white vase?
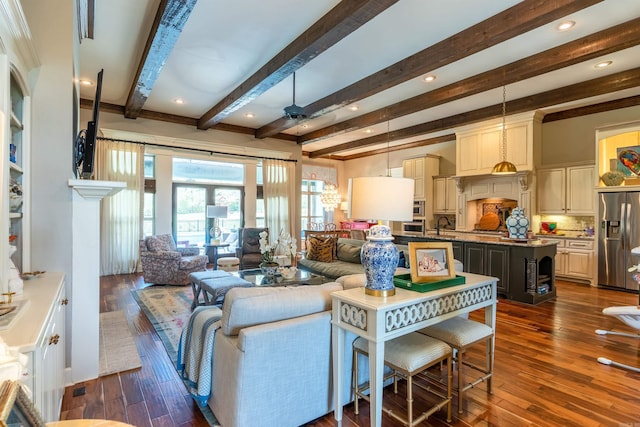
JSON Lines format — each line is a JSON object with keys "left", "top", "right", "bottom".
{"left": 506, "top": 207, "right": 529, "bottom": 239}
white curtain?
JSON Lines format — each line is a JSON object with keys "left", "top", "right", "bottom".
{"left": 96, "top": 139, "right": 144, "bottom": 275}
{"left": 262, "top": 159, "right": 296, "bottom": 242}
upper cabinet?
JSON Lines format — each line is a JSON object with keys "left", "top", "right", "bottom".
{"left": 537, "top": 165, "right": 596, "bottom": 215}
{"left": 403, "top": 157, "right": 425, "bottom": 199}
{"left": 455, "top": 112, "right": 542, "bottom": 177}
{"left": 433, "top": 176, "right": 456, "bottom": 214}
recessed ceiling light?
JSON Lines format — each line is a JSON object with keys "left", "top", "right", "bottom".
{"left": 349, "top": 105, "right": 359, "bottom": 111}
{"left": 594, "top": 60, "right": 613, "bottom": 69}
{"left": 301, "top": 124, "right": 309, "bottom": 129}
{"left": 245, "top": 112, "right": 254, "bottom": 118}
{"left": 364, "top": 129, "right": 373, "bottom": 134}
{"left": 79, "top": 79, "right": 94, "bottom": 86}
{"left": 423, "top": 75, "right": 436, "bottom": 82}
{"left": 174, "top": 98, "right": 185, "bottom": 104}
{"left": 557, "top": 20, "right": 575, "bottom": 31}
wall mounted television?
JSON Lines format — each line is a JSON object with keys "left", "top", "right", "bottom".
{"left": 74, "top": 68, "right": 103, "bottom": 179}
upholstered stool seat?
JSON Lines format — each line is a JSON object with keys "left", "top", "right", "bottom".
{"left": 418, "top": 316, "right": 494, "bottom": 414}
{"left": 217, "top": 256, "right": 240, "bottom": 272}
{"left": 352, "top": 333, "right": 452, "bottom": 426}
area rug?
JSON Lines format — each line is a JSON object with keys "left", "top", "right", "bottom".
{"left": 99, "top": 310, "right": 142, "bottom": 376}
{"left": 131, "top": 285, "right": 220, "bottom": 427}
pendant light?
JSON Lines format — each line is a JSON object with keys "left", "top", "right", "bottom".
{"left": 492, "top": 85, "right": 517, "bottom": 175}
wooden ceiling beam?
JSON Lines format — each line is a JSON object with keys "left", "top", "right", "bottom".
{"left": 124, "top": 0, "right": 197, "bottom": 119}
{"left": 197, "top": 0, "right": 399, "bottom": 130}
{"left": 302, "top": 17, "right": 640, "bottom": 145}
{"left": 256, "top": 0, "right": 602, "bottom": 139}
{"left": 309, "top": 68, "right": 640, "bottom": 158}
{"left": 81, "top": 99, "right": 297, "bottom": 142}
{"left": 542, "top": 95, "right": 640, "bottom": 122}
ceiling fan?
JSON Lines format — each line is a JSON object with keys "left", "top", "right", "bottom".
{"left": 283, "top": 72, "right": 307, "bottom": 120}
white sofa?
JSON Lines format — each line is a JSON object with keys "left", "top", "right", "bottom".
{"left": 199, "top": 281, "right": 371, "bottom": 427}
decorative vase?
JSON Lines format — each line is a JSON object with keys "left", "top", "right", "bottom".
{"left": 360, "top": 225, "right": 398, "bottom": 297}
{"left": 260, "top": 262, "right": 280, "bottom": 276}
{"left": 505, "top": 207, "right": 529, "bottom": 239}
{"left": 601, "top": 170, "right": 625, "bottom": 186}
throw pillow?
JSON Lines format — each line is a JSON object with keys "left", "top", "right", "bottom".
{"left": 146, "top": 234, "right": 174, "bottom": 252}
{"left": 306, "top": 236, "right": 336, "bottom": 263}
{"left": 337, "top": 242, "right": 362, "bottom": 264}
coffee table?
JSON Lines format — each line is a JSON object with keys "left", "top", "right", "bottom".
{"left": 190, "top": 268, "right": 330, "bottom": 309}
{"left": 234, "top": 268, "right": 330, "bottom": 287}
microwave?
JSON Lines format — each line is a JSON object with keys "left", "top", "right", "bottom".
{"left": 413, "top": 200, "right": 425, "bottom": 218}
{"left": 402, "top": 219, "right": 425, "bottom": 236}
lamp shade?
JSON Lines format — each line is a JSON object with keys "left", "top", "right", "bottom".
{"left": 350, "top": 176, "right": 414, "bottom": 222}
{"left": 206, "top": 205, "right": 228, "bottom": 218}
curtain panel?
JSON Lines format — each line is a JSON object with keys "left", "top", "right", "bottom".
{"left": 262, "top": 159, "right": 296, "bottom": 243}
{"left": 96, "top": 140, "right": 144, "bottom": 275}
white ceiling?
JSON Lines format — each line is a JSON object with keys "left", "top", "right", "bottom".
{"left": 78, "top": 0, "right": 640, "bottom": 158}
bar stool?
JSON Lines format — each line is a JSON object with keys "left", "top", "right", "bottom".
{"left": 418, "top": 317, "right": 494, "bottom": 414}
{"left": 352, "top": 332, "right": 453, "bottom": 426}
{"left": 217, "top": 256, "right": 240, "bottom": 272}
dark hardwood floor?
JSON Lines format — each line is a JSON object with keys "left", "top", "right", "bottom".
{"left": 60, "top": 275, "right": 640, "bottom": 426}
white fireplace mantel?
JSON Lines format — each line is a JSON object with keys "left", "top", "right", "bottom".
{"left": 68, "top": 179, "right": 125, "bottom": 382}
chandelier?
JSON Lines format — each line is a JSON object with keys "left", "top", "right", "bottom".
{"left": 320, "top": 183, "right": 341, "bottom": 211}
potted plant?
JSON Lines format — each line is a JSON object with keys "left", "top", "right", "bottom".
{"left": 258, "top": 230, "right": 279, "bottom": 276}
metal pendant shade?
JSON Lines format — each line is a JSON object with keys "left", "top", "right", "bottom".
{"left": 492, "top": 85, "right": 517, "bottom": 175}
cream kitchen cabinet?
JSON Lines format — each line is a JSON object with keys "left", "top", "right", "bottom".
{"left": 0, "top": 273, "right": 67, "bottom": 422}
{"left": 455, "top": 113, "right": 541, "bottom": 176}
{"left": 544, "top": 238, "right": 594, "bottom": 284}
{"left": 537, "top": 165, "right": 595, "bottom": 214}
{"left": 433, "top": 176, "right": 456, "bottom": 214}
{"left": 403, "top": 157, "right": 425, "bottom": 199}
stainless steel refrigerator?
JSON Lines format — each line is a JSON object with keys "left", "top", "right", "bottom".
{"left": 598, "top": 191, "right": 640, "bottom": 291}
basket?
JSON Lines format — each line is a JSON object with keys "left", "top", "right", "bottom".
{"left": 601, "top": 170, "right": 625, "bottom": 186}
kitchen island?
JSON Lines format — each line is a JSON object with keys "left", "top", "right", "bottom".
{"left": 394, "top": 232, "right": 558, "bottom": 304}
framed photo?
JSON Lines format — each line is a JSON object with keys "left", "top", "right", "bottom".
{"left": 408, "top": 242, "right": 456, "bottom": 283}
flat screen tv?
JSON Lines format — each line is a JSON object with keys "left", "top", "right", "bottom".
{"left": 74, "top": 68, "right": 103, "bottom": 179}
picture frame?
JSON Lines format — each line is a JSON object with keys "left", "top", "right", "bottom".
{"left": 0, "top": 380, "right": 45, "bottom": 427}
{"left": 408, "top": 242, "right": 456, "bottom": 283}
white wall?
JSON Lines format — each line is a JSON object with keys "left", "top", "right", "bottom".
{"left": 541, "top": 105, "right": 640, "bottom": 167}
{"left": 21, "top": 0, "right": 76, "bottom": 373}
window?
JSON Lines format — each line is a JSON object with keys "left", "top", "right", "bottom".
{"left": 256, "top": 163, "right": 264, "bottom": 227}
{"left": 301, "top": 179, "right": 332, "bottom": 240}
{"left": 172, "top": 158, "right": 245, "bottom": 253}
{"left": 143, "top": 155, "right": 155, "bottom": 236}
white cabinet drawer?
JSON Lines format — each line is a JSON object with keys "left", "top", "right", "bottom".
{"left": 566, "top": 239, "right": 593, "bottom": 250}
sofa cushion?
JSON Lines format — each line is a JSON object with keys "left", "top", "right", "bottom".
{"left": 336, "top": 241, "right": 362, "bottom": 264}
{"left": 306, "top": 236, "right": 337, "bottom": 262}
{"left": 221, "top": 282, "right": 343, "bottom": 336}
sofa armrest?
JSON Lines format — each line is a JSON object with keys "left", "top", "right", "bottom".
{"left": 178, "top": 247, "right": 200, "bottom": 256}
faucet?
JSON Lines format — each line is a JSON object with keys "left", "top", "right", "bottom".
{"left": 435, "top": 216, "right": 451, "bottom": 236}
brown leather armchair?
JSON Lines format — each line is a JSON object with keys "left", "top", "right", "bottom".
{"left": 236, "top": 227, "right": 268, "bottom": 270}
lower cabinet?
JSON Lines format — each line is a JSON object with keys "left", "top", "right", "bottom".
{"left": 464, "top": 243, "right": 509, "bottom": 295}
{"left": 545, "top": 238, "right": 594, "bottom": 284}
{"left": 0, "top": 273, "right": 66, "bottom": 422}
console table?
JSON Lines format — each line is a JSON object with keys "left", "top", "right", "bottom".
{"left": 331, "top": 272, "right": 497, "bottom": 427}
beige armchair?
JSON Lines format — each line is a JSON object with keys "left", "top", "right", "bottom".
{"left": 139, "top": 234, "right": 208, "bottom": 285}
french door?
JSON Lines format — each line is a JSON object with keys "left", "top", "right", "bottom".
{"left": 172, "top": 183, "right": 244, "bottom": 252}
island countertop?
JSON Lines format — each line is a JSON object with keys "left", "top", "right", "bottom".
{"left": 394, "top": 232, "right": 558, "bottom": 247}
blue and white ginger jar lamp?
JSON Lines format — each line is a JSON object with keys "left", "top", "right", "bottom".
{"left": 505, "top": 207, "right": 529, "bottom": 239}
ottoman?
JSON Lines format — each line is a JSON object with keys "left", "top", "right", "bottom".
{"left": 217, "top": 256, "right": 240, "bottom": 272}
{"left": 189, "top": 270, "right": 252, "bottom": 309}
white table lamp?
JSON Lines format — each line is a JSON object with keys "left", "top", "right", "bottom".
{"left": 206, "top": 205, "right": 228, "bottom": 244}
{"left": 351, "top": 176, "right": 414, "bottom": 296}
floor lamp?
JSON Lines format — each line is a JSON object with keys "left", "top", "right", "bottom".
{"left": 206, "top": 205, "right": 228, "bottom": 245}
{"left": 350, "top": 176, "right": 414, "bottom": 296}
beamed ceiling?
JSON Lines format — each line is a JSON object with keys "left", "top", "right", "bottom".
{"left": 79, "top": 0, "right": 640, "bottom": 160}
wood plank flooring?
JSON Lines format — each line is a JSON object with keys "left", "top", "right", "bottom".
{"left": 60, "top": 275, "right": 640, "bottom": 426}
